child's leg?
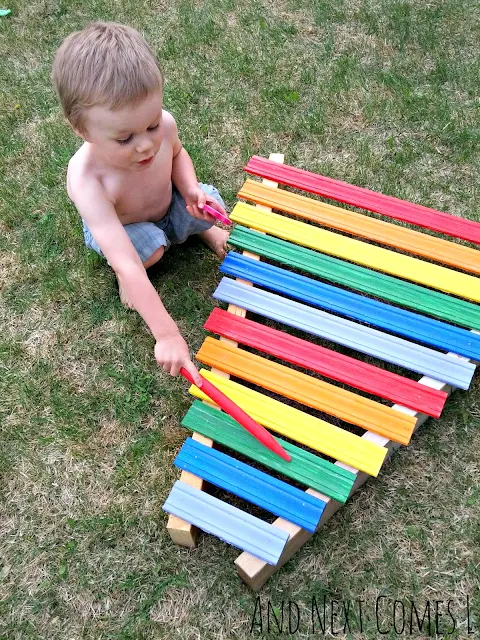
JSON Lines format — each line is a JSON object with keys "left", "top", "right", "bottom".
{"left": 82, "top": 220, "right": 169, "bottom": 307}
{"left": 159, "top": 184, "right": 229, "bottom": 258}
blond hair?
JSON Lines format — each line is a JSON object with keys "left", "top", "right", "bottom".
{"left": 52, "top": 22, "right": 163, "bottom": 134}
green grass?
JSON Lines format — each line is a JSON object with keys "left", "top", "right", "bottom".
{"left": 1, "top": 0, "right": 480, "bottom": 638}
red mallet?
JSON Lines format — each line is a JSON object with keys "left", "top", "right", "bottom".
{"left": 180, "top": 368, "right": 291, "bottom": 462}
{"left": 201, "top": 203, "right": 232, "bottom": 225}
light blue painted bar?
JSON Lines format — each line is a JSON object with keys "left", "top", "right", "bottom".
{"left": 162, "top": 480, "right": 289, "bottom": 565}
{"left": 213, "top": 278, "right": 475, "bottom": 390}
{"left": 174, "top": 438, "right": 326, "bottom": 533}
{"left": 220, "top": 252, "right": 480, "bottom": 361}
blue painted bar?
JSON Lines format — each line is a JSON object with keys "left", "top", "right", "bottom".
{"left": 162, "top": 480, "right": 289, "bottom": 565}
{"left": 174, "top": 438, "right": 326, "bottom": 533}
{"left": 213, "top": 278, "right": 475, "bottom": 390}
{"left": 220, "top": 252, "right": 480, "bottom": 361}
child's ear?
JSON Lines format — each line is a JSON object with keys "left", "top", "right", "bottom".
{"left": 67, "top": 119, "right": 89, "bottom": 142}
{"left": 75, "top": 129, "right": 91, "bottom": 142}
{"left": 73, "top": 127, "right": 90, "bottom": 142}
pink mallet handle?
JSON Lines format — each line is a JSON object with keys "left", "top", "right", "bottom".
{"left": 180, "top": 368, "right": 291, "bottom": 462}
{"left": 202, "top": 203, "right": 232, "bottom": 225}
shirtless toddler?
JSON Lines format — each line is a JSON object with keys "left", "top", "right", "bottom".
{"left": 52, "top": 22, "right": 229, "bottom": 385}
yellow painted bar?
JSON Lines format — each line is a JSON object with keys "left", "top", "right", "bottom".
{"left": 189, "top": 369, "right": 388, "bottom": 477}
{"left": 239, "top": 179, "right": 480, "bottom": 275}
{"left": 230, "top": 202, "right": 480, "bottom": 303}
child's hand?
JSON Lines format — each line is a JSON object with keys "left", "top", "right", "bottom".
{"left": 155, "top": 333, "right": 202, "bottom": 387}
{"left": 185, "top": 186, "right": 227, "bottom": 222}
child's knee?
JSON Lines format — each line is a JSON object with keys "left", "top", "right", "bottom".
{"left": 143, "top": 245, "right": 165, "bottom": 268}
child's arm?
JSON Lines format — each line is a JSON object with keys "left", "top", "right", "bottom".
{"left": 71, "top": 179, "right": 202, "bottom": 385}
{"left": 168, "top": 114, "right": 227, "bottom": 220}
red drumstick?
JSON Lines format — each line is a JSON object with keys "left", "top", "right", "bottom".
{"left": 201, "top": 203, "right": 232, "bottom": 225}
{"left": 180, "top": 368, "right": 291, "bottom": 462}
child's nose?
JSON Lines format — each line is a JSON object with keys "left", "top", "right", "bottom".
{"left": 136, "top": 136, "right": 153, "bottom": 153}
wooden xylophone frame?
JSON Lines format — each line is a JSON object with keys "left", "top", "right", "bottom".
{"left": 166, "top": 153, "right": 475, "bottom": 591}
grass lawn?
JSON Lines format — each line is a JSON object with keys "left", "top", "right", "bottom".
{"left": 1, "top": 0, "right": 479, "bottom": 638}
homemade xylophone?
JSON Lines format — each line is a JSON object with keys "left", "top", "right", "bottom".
{"left": 163, "top": 154, "right": 480, "bottom": 590}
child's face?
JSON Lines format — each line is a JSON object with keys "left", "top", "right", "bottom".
{"left": 81, "top": 91, "right": 164, "bottom": 171}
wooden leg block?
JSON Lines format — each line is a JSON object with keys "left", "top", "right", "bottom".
{"left": 166, "top": 434, "right": 214, "bottom": 547}
{"left": 235, "top": 520, "right": 312, "bottom": 591}
{"left": 167, "top": 514, "right": 199, "bottom": 548}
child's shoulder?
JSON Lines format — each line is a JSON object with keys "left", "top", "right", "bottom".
{"left": 162, "top": 109, "right": 178, "bottom": 136}
{"left": 162, "top": 108, "right": 175, "bottom": 124}
{"left": 66, "top": 143, "right": 104, "bottom": 204}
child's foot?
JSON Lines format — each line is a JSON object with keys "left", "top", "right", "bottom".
{"left": 199, "top": 226, "right": 229, "bottom": 259}
{"left": 116, "top": 274, "right": 134, "bottom": 309}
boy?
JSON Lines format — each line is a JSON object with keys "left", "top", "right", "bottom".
{"left": 52, "top": 22, "right": 230, "bottom": 386}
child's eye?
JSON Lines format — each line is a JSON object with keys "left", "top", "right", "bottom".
{"left": 117, "top": 135, "right": 133, "bottom": 145}
{"left": 148, "top": 124, "right": 160, "bottom": 131}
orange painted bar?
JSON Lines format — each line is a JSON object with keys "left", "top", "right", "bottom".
{"left": 238, "top": 180, "right": 480, "bottom": 275}
{"left": 196, "top": 337, "right": 417, "bottom": 445}
{"left": 204, "top": 308, "right": 447, "bottom": 417}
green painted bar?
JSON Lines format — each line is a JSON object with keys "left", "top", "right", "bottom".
{"left": 228, "top": 226, "right": 480, "bottom": 331}
{"left": 181, "top": 401, "right": 355, "bottom": 504}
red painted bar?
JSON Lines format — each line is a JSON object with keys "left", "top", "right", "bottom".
{"left": 204, "top": 308, "right": 447, "bottom": 418}
{"left": 245, "top": 156, "right": 480, "bottom": 245}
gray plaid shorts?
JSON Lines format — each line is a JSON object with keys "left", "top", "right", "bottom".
{"left": 82, "top": 182, "right": 225, "bottom": 263}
